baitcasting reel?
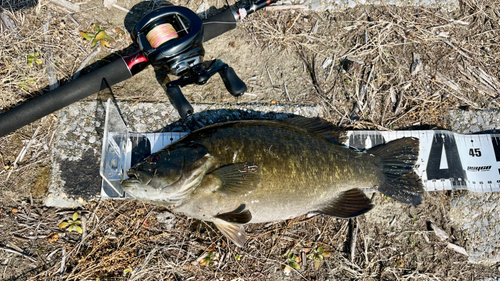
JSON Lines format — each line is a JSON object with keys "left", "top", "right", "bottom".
{"left": 131, "top": 6, "right": 247, "bottom": 118}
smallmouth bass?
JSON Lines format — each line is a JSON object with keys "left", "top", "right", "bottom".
{"left": 121, "top": 117, "right": 423, "bottom": 247}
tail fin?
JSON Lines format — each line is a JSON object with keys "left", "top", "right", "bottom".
{"left": 368, "top": 137, "right": 423, "bottom": 205}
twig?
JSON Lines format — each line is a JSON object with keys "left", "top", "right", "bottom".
{"left": 386, "top": 105, "right": 419, "bottom": 127}
{"left": 264, "top": 5, "right": 309, "bottom": 11}
{"left": 0, "top": 12, "right": 22, "bottom": 39}
{"left": 46, "top": 249, "right": 60, "bottom": 261}
{"left": 13, "top": 234, "right": 49, "bottom": 241}
{"left": 393, "top": 90, "right": 403, "bottom": 114}
{"left": 352, "top": 64, "right": 374, "bottom": 118}
{"left": 349, "top": 218, "right": 358, "bottom": 263}
{"left": 0, "top": 246, "right": 37, "bottom": 262}
{"left": 4, "top": 125, "right": 39, "bottom": 181}
{"left": 81, "top": 216, "right": 87, "bottom": 241}
{"left": 298, "top": 48, "right": 324, "bottom": 95}
{"left": 284, "top": 80, "right": 291, "bottom": 101}
{"left": 44, "top": 11, "right": 59, "bottom": 91}
{"left": 18, "top": 125, "right": 41, "bottom": 163}
{"left": 49, "top": 0, "right": 80, "bottom": 12}
{"left": 66, "top": 13, "right": 79, "bottom": 25}
{"left": 440, "top": 39, "right": 471, "bottom": 60}
{"left": 325, "top": 54, "right": 336, "bottom": 81}
{"left": 73, "top": 46, "right": 101, "bottom": 80}
{"left": 112, "top": 4, "right": 133, "bottom": 14}
{"left": 265, "top": 65, "right": 274, "bottom": 86}
{"left": 435, "top": 72, "right": 479, "bottom": 108}
{"left": 59, "top": 247, "right": 66, "bottom": 276}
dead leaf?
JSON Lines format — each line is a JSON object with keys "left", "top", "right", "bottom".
{"left": 430, "top": 222, "right": 449, "bottom": 241}
{"left": 100, "top": 40, "right": 110, "bottom": 48}
{"left": 95, "top": 31, "right": 106, "bottom": 40}
{"left": 447, "top": 243, "right": 468, "bottom": 256}
{"left": 48, "top": 234, "right": 59, "bottom": 243}
{"left": 80, "top": 31, "right": 92, "bottom": 41}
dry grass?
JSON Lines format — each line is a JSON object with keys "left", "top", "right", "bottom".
{"left": 248, "top": 1, "right": 500, "bottom": 128}
{"left": 1, "top": 194, "right": 496, "bottom": 280}
{"left": 1, "top": 0, "right": 500, "bottom": 280}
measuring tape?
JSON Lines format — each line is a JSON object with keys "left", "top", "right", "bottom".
{"left": 101, "top": 129, "right": 500, "bottom": 198}
{"left": 99, "top": 102, "right": 500, "bottom": 198}
{"left": 346, "top": 130, "right": 500, "bottom": 193}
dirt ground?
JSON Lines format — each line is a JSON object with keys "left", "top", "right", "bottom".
{"left": 0, "top": 0, "right": 499, "bottom": 279}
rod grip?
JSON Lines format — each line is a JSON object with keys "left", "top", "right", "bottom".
{"left": 0, "top": 58, "right": 132, "bottom": 137}
{"left": 203, "top": 9, "right": 237, "bottom": 42}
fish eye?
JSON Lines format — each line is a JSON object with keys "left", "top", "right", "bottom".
{"left": 149, "top": 154, "right": 161, "bottom": 164}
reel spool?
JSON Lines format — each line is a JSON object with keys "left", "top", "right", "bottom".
{"left": 132, "top": 6, "right": 205, "bottom": 74}
{"left": 131, "top": 6, "right": 247, "bottom": 119}
{"left": 146, "top": 23, "right": 179, "bottom": 49}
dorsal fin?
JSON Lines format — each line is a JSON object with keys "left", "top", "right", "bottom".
{"left": 281, "top": 116, "right": 346, "bottom": 144}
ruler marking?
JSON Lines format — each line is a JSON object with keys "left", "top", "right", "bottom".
{"left": 492, "top": 136, "right": 500, "bottom": 162}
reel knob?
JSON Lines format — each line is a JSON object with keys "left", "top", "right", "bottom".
{"left": 164, "top": 85, "right": 193, "bottom": 119}
{"left": 219, "top": 67, "right": 247, "bottom": 97}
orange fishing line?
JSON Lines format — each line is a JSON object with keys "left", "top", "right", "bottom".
{"left": 146, "top": 23, "right": 179, "bottom": 49}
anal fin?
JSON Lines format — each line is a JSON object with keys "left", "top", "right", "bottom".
{"left": 315, "top": 188, "right": 374, "bottom": 218}
{"left": 215, "top": 204, "right": 252, "bottom": 224}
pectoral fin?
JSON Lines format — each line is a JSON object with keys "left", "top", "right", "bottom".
{"left": 314, "top": 188, "right": 373, "bottom": 218}
{"left": 214, "top": 220, "right": 247, "bottom": 247}
{"left": 210, "top": 162, "right": 260, "bottom": 196}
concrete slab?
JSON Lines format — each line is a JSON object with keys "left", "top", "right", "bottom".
{"left": 46, "top": 100, "right": 500, "bottom": 266}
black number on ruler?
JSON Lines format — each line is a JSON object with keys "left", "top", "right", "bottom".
{"left": 469, "top": 148, "right": 482, "bottom": 157}
{"left": 492, "top": 136, "right": 500, "bottom": 162}
{"left": 426, "top": 132, "right": 467, "bottom": 183}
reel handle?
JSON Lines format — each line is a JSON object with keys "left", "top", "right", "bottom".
{"left": 220, "top": 66, "right": 247, "bottom": 97}
{"left": 164, "top": 85, "right": 193, "bottom": 119}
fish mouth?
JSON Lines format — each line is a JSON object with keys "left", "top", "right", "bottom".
{"left": 121, "top": 170, "right": 153, "bottom": 188}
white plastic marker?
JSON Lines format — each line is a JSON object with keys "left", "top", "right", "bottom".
{"left": 100, "top": 100, "right": 500, "bottom": 198}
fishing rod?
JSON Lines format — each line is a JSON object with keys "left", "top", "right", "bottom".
{"left": 0, "top": 0, "right": 277, "bottom": 137}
